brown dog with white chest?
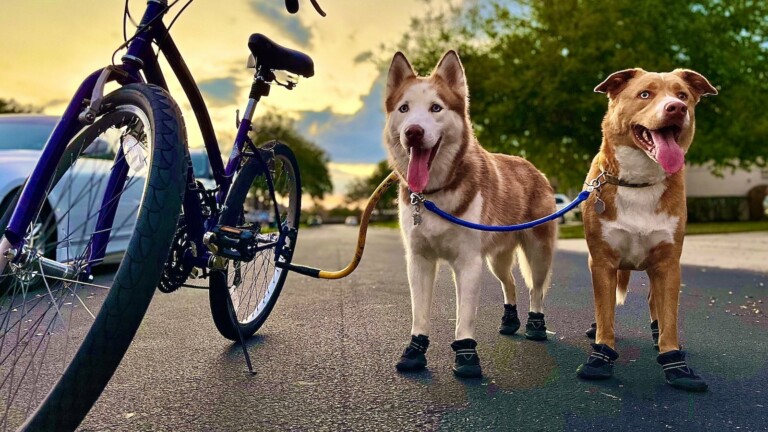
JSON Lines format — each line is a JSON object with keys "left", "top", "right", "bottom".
{"left": 576, "top": 68, "right": 717, "bottom": 391}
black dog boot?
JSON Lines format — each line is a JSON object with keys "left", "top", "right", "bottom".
{"left": 585, "top": 322, "right": 597, "bottom": 339}
{"left": 650, "top": 320, "right": 659, "bottom": 350}
{"left": 576, "top": 343, "right": 619, "bottom": 380}
{"left": 525, "top": 312, "right": 548, "bottom": 340}
{"left": 451, "top": 338, "right": 482, "bottom": 378}
{"left": 396, "top": 334, "right": 430, "bottom": 372}
{"left": 657, "top": 350, "right": 708, "bottom": 392}
{"left": 499, "top": 304, "right": 521, "bottom": 335}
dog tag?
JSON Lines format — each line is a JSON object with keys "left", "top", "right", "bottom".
{"left": 413, "top": 213, "right": 422, "bottom": 226}
{"left": 594, "top": 197, "right": 605, "bottom": 215}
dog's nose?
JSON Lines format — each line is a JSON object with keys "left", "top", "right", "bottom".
{"left": 664, "top": 101, "right": 687, "bottom": 116}
{"left": 404, "top": 125, "right": 424, "bottom": 142}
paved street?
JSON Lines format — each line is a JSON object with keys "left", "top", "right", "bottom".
{"left": 80, "top": 225, "right": 768, "bottom": 431}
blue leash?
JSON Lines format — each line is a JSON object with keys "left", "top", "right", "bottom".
{"left": 412, "top": 190, "right": 592, "bottom": 232}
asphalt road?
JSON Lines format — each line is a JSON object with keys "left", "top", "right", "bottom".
{"left": 79, "top": 225, "right": 768, "bottom": 431}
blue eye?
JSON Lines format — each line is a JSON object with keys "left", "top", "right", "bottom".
{"left": 398, "top": 104, "right": 409, "bottom": 113}
{"left": 639, "top": 91, "right": 651, "bottom": 99}
{"left": 430, "top": 104, "right": 443, "bottom": 112}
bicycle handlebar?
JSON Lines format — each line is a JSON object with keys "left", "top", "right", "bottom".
{"left": 284, "top": 0, "right": 326, "bottom": 17}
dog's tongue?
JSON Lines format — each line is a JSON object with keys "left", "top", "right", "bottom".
{"left": 651, "top": 129, "right": 685, "bottom": 174}
{"left": 407, "top": 147, "right": 431, "bottom": 193}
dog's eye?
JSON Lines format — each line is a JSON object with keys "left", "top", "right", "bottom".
{"left": 398, "top": 104, "right": 409, "bottom": 113}
{"left": 678, "top": 92, "right": 688, "bottom": 101}
{"left": 639, "top": 91, "right": 651, "bottom": 99}
{"left": 430, "top": 104, "right": 443, "bottom": 113}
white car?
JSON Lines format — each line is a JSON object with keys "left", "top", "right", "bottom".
{"left": 554, "top": 193, "right": 576, "bottom": 224}
{"left": 0, "top": 115, "right": 145, "bottom": 262}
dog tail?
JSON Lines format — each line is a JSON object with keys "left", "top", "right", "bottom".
{"left": 616, "top": 270, "right": 630, "bottom": 305}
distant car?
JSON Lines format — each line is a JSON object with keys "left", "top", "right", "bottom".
{"left": 764, "top": 196, "right": 768, "bottom": 217}
{"left": 344, "top": 216, "right": 359, "bottom": 226}
{"left": 0, "top": 115, "right": 143, "bottom": 261}
{"left": 554, "top": 193, "right": 573, "bottom": 224}
{"left": 189, "top": 148, "right": 216, "bottom": 190}
{"left": 307, "top": 215, "right": 323, "bottom": 227}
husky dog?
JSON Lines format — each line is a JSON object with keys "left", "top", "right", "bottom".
{"left": 383, "top": 50, "right": 558, "bottom": 378}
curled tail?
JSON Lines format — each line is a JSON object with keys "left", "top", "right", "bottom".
{"left": 616, "top": 270, "right": 630, "bottom": 305}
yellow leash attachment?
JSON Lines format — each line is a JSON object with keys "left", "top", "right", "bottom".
{"left": 278, "top": 171, "right": 399, "bottom": 279}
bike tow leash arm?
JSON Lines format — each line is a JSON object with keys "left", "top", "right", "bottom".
{"left": 281, "top": 170, "right": 593, "bottom": 279}
{"left": 276, "top": 171, "right": 400, "bottom": 279}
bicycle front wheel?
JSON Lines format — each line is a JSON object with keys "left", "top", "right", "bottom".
{"left": 209, "top": 142, "right": 301, "bottom": 340}
{"left": 0, "top": 84, "right": 186, "bottom": 431}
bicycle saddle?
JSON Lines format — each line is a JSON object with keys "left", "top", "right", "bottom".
{"left": 248, "top": 33, "right": 314, "bottom": 78}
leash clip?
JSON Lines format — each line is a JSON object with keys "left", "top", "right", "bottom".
{"left": 585, "top": 171, "right": 607, "bottom": 192}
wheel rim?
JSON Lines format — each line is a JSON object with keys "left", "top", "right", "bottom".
{"left": 0, "top": 106, "right": 152, "bottom": 430}
{"left": 227, "top": 151, "right": 299, "bottom": 326}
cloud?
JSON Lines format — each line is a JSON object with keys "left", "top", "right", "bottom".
{"left": 198, "top": 77, "right": 239, "bottom": 106}
{"left": 249, "top": 1, "right": 312, "bottom": 47}
{"left": 352, "top": 51, "right": 374, "bottom": 64}
{"left": 295, "top": 77, "right": 387, "bottom": 164}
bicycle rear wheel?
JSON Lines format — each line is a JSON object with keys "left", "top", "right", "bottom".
{"left": 0, "top": 84, "right": 186, "bottom": 431}
{"left": 209, "top": 141, "right": 301, "bottom": 340}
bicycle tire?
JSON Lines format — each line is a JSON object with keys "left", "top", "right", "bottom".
{"left": 0, "top": 83, "right": 187, "bottom": 431}
{"left": 208, "top": 141, "right": 301, "bottom": 340}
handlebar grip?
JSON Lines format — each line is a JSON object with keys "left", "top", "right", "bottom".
{"left": 285, "top": 0, "right": 299, "bottom": 14}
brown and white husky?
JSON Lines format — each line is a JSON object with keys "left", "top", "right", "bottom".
{"left": 383, "top": 50, "right": 558, "bottom": 378}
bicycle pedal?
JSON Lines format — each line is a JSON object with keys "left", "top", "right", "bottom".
{"left": 203, "top": 225, "right": 259, "bottom": 261}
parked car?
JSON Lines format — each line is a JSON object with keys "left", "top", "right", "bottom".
{"left": 0, "top": 115, "right": 144, "bottom": 262}
{"left": 554, "top": 193, "right": 575, "bottom": 224}
{"left": 307, "top": 215, "right": 323, "bottom": 227}
{"left": 344, "top": 216, "right": 359, "bottom": 226}
{"left": 189, "top": 148, "right": 216, "bottom": 189}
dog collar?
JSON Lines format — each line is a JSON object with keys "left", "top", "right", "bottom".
{"left": 601, "top": 172, "right": 656, "bottom": 188}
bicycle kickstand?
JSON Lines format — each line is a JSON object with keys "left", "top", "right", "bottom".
{"left": 223, "top": 289, "right": 256, "bottom": 375}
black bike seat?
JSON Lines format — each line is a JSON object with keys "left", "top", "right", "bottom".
{"left": 248, "top": 34, "right": 314, "bottom": 78}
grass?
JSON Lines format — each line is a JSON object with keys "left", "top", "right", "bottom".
{"left": 370, "top": 220, "right": 400, "bottom": 229}
{"left": 372, "top": 219, "right": 768, "bottom": 239}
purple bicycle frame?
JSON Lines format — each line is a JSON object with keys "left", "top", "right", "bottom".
{"left": 3, "top": 0, "right": 254, "bottom": 272}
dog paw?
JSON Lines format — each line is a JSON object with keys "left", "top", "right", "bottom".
{"left": 650, "top": 320, "right": 660, "bottom": 351}
{"left": 451, "top": 338, "right": 482, "bottom": 378}
{"left": 585, "top": 322, "right": 597, "bottom": 339}
{"left": 396, "top": 334, "right": 429, "bottom": 372}
{"left": 525, "top": 312, "right": 548, "bottom": 341}
{"left": 657, "top": 350, "right": 708, "bottom": 392}
{"left": 576, "top": 343, "right": 618, "bottom": 380}
{"left": 499, "top": 304, "right": 521, "bottom": 335}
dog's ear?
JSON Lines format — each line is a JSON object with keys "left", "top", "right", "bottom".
{"left": 673, "top": 69, "right": 718, "bottom": 98}
{"left": 594, "top": 68, "right": 643, "bottom": 98}
{"left": 433, "top": 50, "right": 467, "bottom": 99}
{"left": 386, "top": 52, "right": 416, "bottom": 101}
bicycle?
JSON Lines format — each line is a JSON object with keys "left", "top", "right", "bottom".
{"left": 0, "top": 0, "right": 326, "bottom": 429}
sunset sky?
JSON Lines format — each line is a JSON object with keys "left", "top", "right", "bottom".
{"left": 0, "top": 0, "right": 461, "bottom": 206}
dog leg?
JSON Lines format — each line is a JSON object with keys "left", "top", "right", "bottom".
{"left": 647, "top": 251, "right": 707, "bottom": 391}
{"left": 395, "top": 253, "right": 437, "bottom": 373}
{"left": 590, "top": 255, "right": 618, "bottom": 349}
{"left": 450, "top": 256, "right": 484, "bottom": 378}
{"left": 488, "top": 252, "right": 521, "bottom": 335}
{"left": 407, "top": 253, "right": 438, "bottom": 337}
{"left": 576, "top": 255, "right": 620, "bottom": 380}
{"left": 453, "top": 256, "right": 484, "bottom": 341}
{"left": 519, "top": 230, "right": 555, "bottom": 340}
{"left": 646, "top": 256, "right": 681, "bottom": 354}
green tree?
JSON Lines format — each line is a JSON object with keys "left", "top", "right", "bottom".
{"left": 391, "top": 0, "right": 768, "bottom": 189}
{"left": 345, "top": 160, "right": 398, "bottom": 209}
{"left": 249, "top": 113, "right": 333, "bottom": 200}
